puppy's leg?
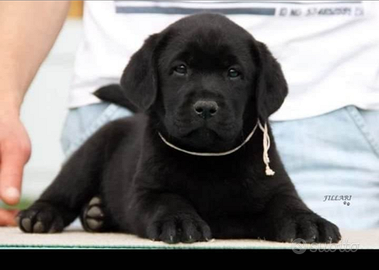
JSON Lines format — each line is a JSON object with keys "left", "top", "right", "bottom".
{"left": 255, "top": 194, "right": 341, "bottom": 243}
{"left": 17, "top": 123, "right": 121, "bottom": 233}
{"left": 133, "top": 193, "right": 212, "bottom": 244}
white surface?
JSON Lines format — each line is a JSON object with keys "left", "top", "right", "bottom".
{"left": 0, "top": 227, "right": 377, "bottom": 250}
{"left": 19, "top": 19, "right": 83, "bottom": 199}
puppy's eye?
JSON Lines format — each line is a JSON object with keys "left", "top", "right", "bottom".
{"left": 173, "top": 64, "right": 187, "bottom": 75}
{"left": 228, "top": 68, "right": 241, "bottom": 79}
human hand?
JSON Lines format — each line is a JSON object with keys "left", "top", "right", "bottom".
{"left": 0, "top": 209, "right": 18, "bottom": 226}
{"left": 0, "top": 115, "right": 31, "bottom": 212}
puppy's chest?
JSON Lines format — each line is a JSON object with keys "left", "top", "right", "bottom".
{"left": 167, "top": 168, "right": 269, "bottom": 214}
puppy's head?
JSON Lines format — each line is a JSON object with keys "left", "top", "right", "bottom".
{"left": 116, "top": 13, "right": 287, "bottom": 152}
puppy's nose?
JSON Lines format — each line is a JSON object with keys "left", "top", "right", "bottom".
{"left": 193, "top": 100, "right": 219, "bottom": 119}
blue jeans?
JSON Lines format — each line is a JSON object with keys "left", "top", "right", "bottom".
{"left": 61, "top": 103, "right": 379, "bottom": 230}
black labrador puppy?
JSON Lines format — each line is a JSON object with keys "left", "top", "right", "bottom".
{"left": 18, "top": 13, "right": 341, "bottom": 244}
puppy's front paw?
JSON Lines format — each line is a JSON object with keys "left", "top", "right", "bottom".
{"left": 17, "top": 202, "right": 64, "bottom": 233}
{"left": 273, "top": 212, "right": 341, "bottom": 243}
{"left": 147, "top": 213, "right": 212, "bottom": 244}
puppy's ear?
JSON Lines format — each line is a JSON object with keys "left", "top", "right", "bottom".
{"left": 254, "top": 41, "right": 288, "bottom": 121}
{"left": 120, "top": 34, "right": 160, "bottom": 111}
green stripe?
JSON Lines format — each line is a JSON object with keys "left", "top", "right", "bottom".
{"left": 0, "top": 244, "right": 293, "bottom": 250}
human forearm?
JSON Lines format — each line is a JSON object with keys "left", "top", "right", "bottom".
{"left": 0, "top": 1, "right": 70, "bottom": 112}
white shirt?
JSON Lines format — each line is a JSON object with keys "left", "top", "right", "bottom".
{"left": 69, "top": 1, "right": 379, "bottom": 121}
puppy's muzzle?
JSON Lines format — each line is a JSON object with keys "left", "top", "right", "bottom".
{"left": 193, "top": 100, "right": 219, "bottom": 120}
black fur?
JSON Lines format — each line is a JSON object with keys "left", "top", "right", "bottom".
{"left": 18, "top": 14, "right": 340, "bottom": 244}
{"left": 94, "top": 85, "right": 139, "bottom": 113}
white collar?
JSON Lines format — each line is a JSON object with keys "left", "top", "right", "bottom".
{"left": 158, "top": 119, "right": 275, "bottom": 176}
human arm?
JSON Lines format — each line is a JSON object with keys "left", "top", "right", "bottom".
{"left": 0, "top": 1, "right": 70, "bottom": 212}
